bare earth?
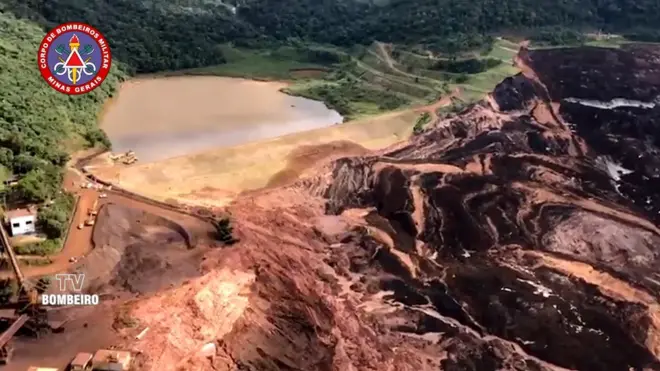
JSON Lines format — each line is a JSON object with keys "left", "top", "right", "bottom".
{"left": 8, "top": 45, "right": 660, "bottom": 371}
{"left": 91, "top": 109, "right": 421, "bottom": 206}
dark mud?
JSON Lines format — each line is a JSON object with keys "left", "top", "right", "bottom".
{"left": 318, "top": 44, "right": 660, "bottom": 370}
{"left": 524, "top": 45, "right": 660, "bottom": 224}
{"left": 76, "top": 204, "right": 205, "bottom": 295}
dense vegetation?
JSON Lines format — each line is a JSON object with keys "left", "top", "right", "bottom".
{"left": 432, "top": 58, "right": 502, "bottom": 74}
{"left": 293, "top": 74, "right": 410, "bottom": 118}
{"left": 1, "top": 0, "right": 254, "bottom": 73}
{"left": 530, "top": 27, "right": 587, "bottom": 46}
{"left": 0, "top": 13, "right": 126, "bottom": 194}
{"left": 233, "top": 0, "right": 660, "bottom": 50}
{"left": 623, "top": 28, "right": 660, "bottom": 43}
{"left": 0, "top": 11, "right": 125, "bottom": 253}
{"left": 212, "top": 218, "right": 239, "bottom": 245}
{"left": 3, "top": 0, "right": 660, "bottom": 73}
{"left": 413, "top": 112, "right": 432, "bottom": 134}
{"left": 0, "top": 0, "right": 659, "bottom": 255}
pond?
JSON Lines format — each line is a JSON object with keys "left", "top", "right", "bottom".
{"left": 101, "top": 76, "right": 343, "bottom": 162}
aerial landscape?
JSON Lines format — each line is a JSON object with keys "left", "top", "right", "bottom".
{"left": 0, "top": 0, "right": 660, "bottom": 370}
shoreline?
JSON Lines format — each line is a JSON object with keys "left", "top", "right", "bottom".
{"left": 97, "top": 75, "right": 345, "bottom": 162}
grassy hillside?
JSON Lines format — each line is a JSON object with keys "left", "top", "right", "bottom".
{"left": 171, "top": 40, "right": 519, "bottom": 120}
{"left": 4, "top": 0, "right": 660, "bottom": 73}
{"left": 0, "top": 11, "right": 126, "bottom": 249}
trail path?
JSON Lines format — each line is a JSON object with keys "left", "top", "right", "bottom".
{"left": 376, "top": 42, "right": 396, "bottom": 69}
{"left": 417, "top": 88, "right": 460, "bottom": 120}
{"left": 355, "top": 57, "right": 436, "bottom": 93}
{"left": 371, "top": 41, "right": 442, "bottom": 85}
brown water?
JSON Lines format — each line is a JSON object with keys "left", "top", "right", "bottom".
{"left": 100, "top": 76, "right": 342, "bottom": 162}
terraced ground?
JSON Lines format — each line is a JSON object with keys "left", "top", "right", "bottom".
{"left": 107, "top": 43, "right": 660, "bottom": 371}
{"left": 84, "top": 40, "right": 523, "bottom": 208}
{"left": 172, "top": 39, "right": 522, "bottom": 119}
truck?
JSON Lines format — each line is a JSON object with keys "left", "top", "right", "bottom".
{"left": 122, "top": 156, "right": 138, "bottom": 165}
{"left": 69, "top": 352, "right": 93, "bottom": 370}
{"left": 88, "top": 199, "right": 99, "bottom": 217}
{"left": 83, "top": 198, "right": 99, "bottom": 227}
{"left": 91, "top": 349, "right": 132, "bottom": 371}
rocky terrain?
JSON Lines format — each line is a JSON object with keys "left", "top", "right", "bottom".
{"left": 116, "top": 44, "right": 660, "bottom": 371}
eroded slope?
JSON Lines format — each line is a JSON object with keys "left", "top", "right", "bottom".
{"left": 121, "top": 44, "right": 660, "bottom": 371}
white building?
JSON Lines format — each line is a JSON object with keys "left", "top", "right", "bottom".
{"left": 5, "top": 209, "right": 36, "bottom": 236}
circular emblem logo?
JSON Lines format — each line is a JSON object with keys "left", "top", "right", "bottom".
{"left": 38, "top": 22, "right": 112, "bottom": 95}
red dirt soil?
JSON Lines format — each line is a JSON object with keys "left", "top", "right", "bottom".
{"left": 1, "top": 166, "right": 215, "bottom": 280}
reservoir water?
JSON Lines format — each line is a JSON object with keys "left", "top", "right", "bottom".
{"left": 101, "top": 76, "right": 343, "bottom": 162}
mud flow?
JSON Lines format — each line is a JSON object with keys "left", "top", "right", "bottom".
{"left": 10, "top": 44, "right": 660, "bottom": 371}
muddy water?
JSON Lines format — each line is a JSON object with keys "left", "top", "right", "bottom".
{"left": 101, "top": 76, "right": 342, "bottom": 162}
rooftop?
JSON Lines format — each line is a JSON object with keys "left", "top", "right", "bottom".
{"left": 5, "top": 208, "right": 35, "bottom": 219}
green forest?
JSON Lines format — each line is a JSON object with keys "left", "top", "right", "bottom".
{"left": 3, "top": 0, "right": 660, "bottom": 73}
{"left": 0, "top": 11, "right": 127, "bottom": 249}
{"left": 0, "top": 0, "right": 659, "bottom": 253}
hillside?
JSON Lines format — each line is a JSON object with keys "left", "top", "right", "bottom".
{"left": 3, "top": 0, "right": 660, "bottom": 73}
{"left": 82, "top": 43, "right": 660, "bottom": 371}
{"left": 1, "top": 1, "right": 660, "bottom": 369}
{"left": 0, "top": 0, "right": 659, "bottom": 255}
{"left": 0, "top": 12, "right": 126, "bottom": 250}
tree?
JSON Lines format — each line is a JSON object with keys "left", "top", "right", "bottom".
{"left": 15, "top": 169, "right": 51, "bottom": 203}
{"left": 212, "top": 218, "right": 239, "bottom": 245}
{"left": 455, "top": 73, "right": 469, "bottom": 84}
{"left": 37, "top": 195, "right": 73, "bottom": 239}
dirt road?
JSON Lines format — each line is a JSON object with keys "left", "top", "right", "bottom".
{"left": 414, "top": 88, "right": 461, "bottom": 120}
{"left": 372, "top": 41, "right": 439, "bottom": 85}
{"left": 0, "top": 168, "right": 215, "bottom": 280}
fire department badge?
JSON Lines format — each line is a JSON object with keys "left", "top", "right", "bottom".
{"left": 38, "top": 22, "right": 112, "bottom": 95}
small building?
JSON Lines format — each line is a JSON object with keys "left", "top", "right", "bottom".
{"left": 91, "top": 349, "right": 132, "bottom": 371}
{"left": 5, "top": 209, "right": 36, "bottom": 236}
{"left": 27, "top": 368, "right": 59, "bottom": 371}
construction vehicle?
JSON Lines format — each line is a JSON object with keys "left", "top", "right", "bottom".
{"left": 109, "top": 152, "right": 124, "bottom": 161}
{"left": 122, "top": 156, "right": 138, "bottom": 165}
{"left": 91, "top": 349, "right": 132, "bottom": 371}
{"left": 88, "top": 199, "right": 99, "bottom": 218}
{"left": 122, "top": 150, "right": 138, "bottom": 165}
{"left": 82, "top": 198, "right": 99, "bottom": 227}
{"left": 70, "top": 352, "right": 93, "bottom": 370}
{"left": 110, "top": 150, "right": 138, "bottom": 165}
